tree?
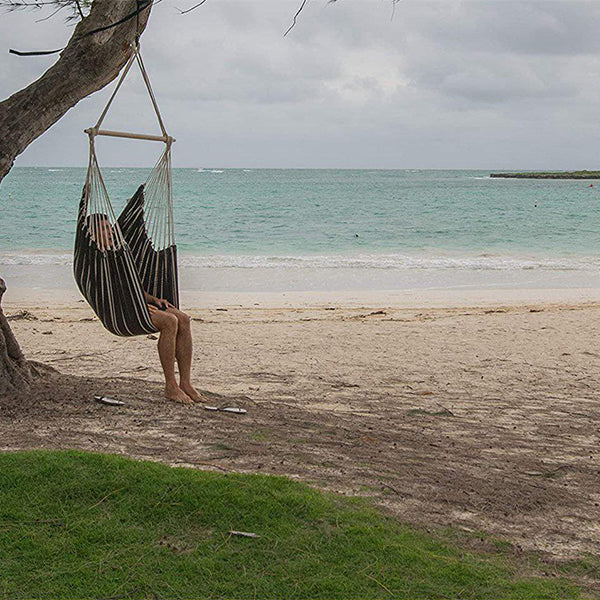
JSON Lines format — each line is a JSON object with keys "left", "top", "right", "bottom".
{"left": 0, "top": 0, "right": 151, "bottom": 394}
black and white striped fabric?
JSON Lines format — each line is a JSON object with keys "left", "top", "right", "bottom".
{"left": 73, "top": 139, "right": 178, "bottom": 337}
{"left": 117, "top": 147, "right": 179, "bottom": 310}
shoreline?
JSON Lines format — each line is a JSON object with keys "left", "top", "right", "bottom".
{"left": 5, "top": 285, "right": 600, "bottom": 310}
{"left": 4, "top": 257, "right": 600, "bottom": 307}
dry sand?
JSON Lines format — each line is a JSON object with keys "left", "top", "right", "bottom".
{"left": 2, "top": 288, "right": 600, "bottom": 564}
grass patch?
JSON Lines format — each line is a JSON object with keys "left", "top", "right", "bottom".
{"left": 406, "top": 408, "right": 454, "bottom": 418}
{"left": 210, "top": 442, "right": 237, "bottom": 453}
{"left": 0, "top": 450, "right": 585, "bottom": 599}
{"left": 250, "top": 428, "right": 274, "bottom": 442}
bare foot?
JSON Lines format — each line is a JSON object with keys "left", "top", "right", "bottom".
{"left": 164, "top": 385, "right": 193, "bottom": 405}
{"left": 180, "top": 383, "right": 208, "bottom": 403}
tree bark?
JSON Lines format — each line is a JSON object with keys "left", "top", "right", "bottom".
{"left": 0, "top": 0, "right": 152, "bottom": 394}
{"left": 0, "top": 278, "right": 31, "bottom": 395}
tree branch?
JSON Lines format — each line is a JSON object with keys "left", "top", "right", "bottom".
{"left": 284, "top": 0, "right": 402, "bottom": 36}
{"left": 0, "top": 0, "right": 152, "bottom": 182}
{"left": 176, "top": 0, "right": 208, "bottom": 16}
{"left": 284, "top": 0, "right": 308, "bottom": 37}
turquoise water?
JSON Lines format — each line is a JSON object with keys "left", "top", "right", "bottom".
{"left": 2, "top": 167, "right": 600, "bottom": 291}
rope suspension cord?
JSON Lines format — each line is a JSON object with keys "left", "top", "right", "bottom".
{"left": 84, "top": 43, "right": 174, "bottom": 144}
{"left": 74, "top": 40, "right": 179, "bottom": 337}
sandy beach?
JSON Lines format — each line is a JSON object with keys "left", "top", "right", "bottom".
{"left": 6, "top": 1, "right": 600, "bottom": 594}
{"left": 1, "top": 286, "right": 599, "bottom": 563}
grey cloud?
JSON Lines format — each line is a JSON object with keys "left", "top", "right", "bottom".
{"left": 1, "top": 1, "right": 600, "bottom": 169}
{"left": 420, "top": 1, "right": 600, "bottom": 57}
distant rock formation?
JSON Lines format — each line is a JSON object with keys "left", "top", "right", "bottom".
{"left": 490, "top": 170, "right": 600, "bottom": 179}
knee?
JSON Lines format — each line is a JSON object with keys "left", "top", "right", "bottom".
{"left": 161, "top": 313, "right": 179, "bottom": 333}
{"left": 176, "top": 310, "right": 191, "bottom": 329}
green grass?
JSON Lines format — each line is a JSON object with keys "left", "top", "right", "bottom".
{"left": 0, "top": 450, "right": 585, "bottom": 599}
{"left": 249, "top": 428, "right": 274, "bottom": 442}
{"left": 406, "top": 408, "right": 454, "bottom": 417}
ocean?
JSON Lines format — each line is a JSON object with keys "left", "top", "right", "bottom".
{"left": 2, "top": 167, "right": 600, "bottom": 292}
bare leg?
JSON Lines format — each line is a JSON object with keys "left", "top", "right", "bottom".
{"left": 167, "top": 308, "right": 204, "bottom": 402}
{"left": 151, "top": 310, "right": 192, "bottom": 404}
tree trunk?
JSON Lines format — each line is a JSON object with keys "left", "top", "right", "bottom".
{"left": 0, "top": 0, "right": 152, "bottom": 394}
{"left": 0, "top": 278, "right": 31, "bottom": 395}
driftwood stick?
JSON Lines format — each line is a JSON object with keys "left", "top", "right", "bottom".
{"left": 379, "top": 481, "right": 401, "bottom": 495}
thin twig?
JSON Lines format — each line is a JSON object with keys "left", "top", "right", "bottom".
{"left": 0, "top": 1, "right": 60, "bottom": 7}
{"left": 379, "top": 481, "right": 401, "bottom": 495}
{"left": 87, "top": 488, "right": 124, "bottom": 511}
{"left": 35, "top": 4, "right": 64, "bottom": 22}
{"left": 50, "top": 351, "right": 107, "bottom": 362}
{"left": 391, "top": 0, "right": 400, "bottom": 22}
{"left": 284, "top": 0, "right": 308, "bottom": 37}
{"left": 193, "top": 462, "right": 231, "bottom": 472}
{"left": 0, "top": 518, "right": 63, "bottom": 527}
{"left": 213, "top": 532, "right": 233, "bottom": 553}
{"left": 435, "top": 402, "right": 455, "bottom": 417}
{"left": 365, "top": 573, "right": 395, "bottom": 597}
{"left": 176, "top": 0, "right": 208, "bottom": 15}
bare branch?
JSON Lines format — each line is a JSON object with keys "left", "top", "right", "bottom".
{"left": 9, "top": 47, "right": 63, "bottom": 56}
{"left": 0, "top": 1, "right": 62, "bottom": 7}
{"left": 176, "top": 0, "right": 209, "bottom": 15}
{"left": 74, "top": 0, "right": 84, "bottom": 19}
{"left": 8, "top": 0, "right": 153, "bottom": 56}
{"left": 284, "top": 0, "right": 401, "bottom": 36}
{"left": 0, "top": 0, "right": 87, "bottom": 20}
{"left": 284, "top": 0, "right": 308, "bottom": 37}
{"left": 34, "top": 4, "right": 66, "bottom": 22}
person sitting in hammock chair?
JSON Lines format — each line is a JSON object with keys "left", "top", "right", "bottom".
{"left": 88, "top": 214, "right": 201, "bottom": 405}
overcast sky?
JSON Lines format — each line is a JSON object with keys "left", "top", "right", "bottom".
{"left": 2, "top": 0, "right": 600, "bottom": 169}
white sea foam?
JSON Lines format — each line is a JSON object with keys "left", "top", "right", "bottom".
{"left": 1, "top": 253, "right": 73, "bottom": 266}
{"left": 2, "top": 252, "right": 599, "bottom": 272}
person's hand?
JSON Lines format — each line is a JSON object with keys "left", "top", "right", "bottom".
{"left": 157, "top": 298, "right": 175, "bottom": 310}
{"left": 148, "top": 304, "right": 158, "bottom": 314}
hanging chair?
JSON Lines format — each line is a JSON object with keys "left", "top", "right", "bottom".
{"left": 73, "top": 43, "right": 178, "bottom": 337}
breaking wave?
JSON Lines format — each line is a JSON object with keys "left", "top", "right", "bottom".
{"left": 2, "top": 252, "right": 599, "bottom": 271}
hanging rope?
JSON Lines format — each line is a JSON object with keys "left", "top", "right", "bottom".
{"left": 85, "top": 43, "right": 172, "bottom": 144}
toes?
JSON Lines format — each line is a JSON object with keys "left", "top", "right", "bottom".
{"left": 164, "top": 390, "right": 194, "bottom": 405}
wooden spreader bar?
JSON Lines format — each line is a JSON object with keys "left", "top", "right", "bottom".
{"left": 85, "top": 128, "right": 174, "bottom": 144}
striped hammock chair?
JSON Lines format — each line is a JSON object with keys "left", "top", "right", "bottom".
{"left": 74, "top": 43, "right": 179, "bottom": 337}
